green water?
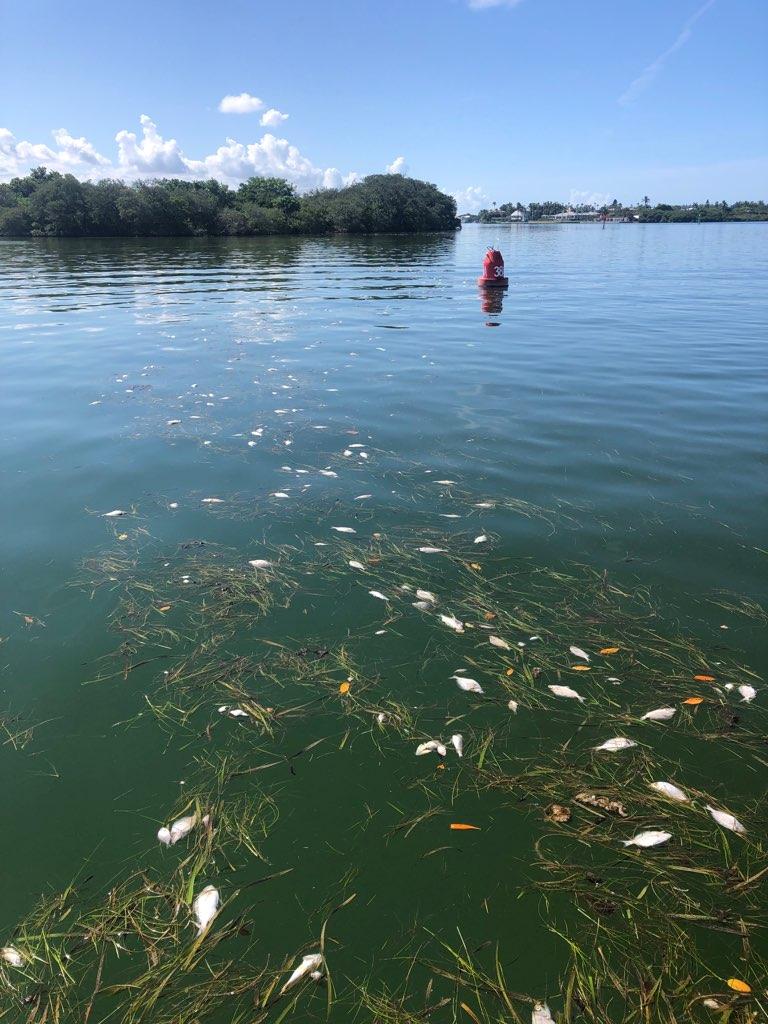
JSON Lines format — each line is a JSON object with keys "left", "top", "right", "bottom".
{"left": 0, "top": 224, "right": 766, "bottom": 1021}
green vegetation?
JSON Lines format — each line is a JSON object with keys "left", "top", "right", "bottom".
{"left": 465, "top": 198, "right": 768, "bottom": 223}
{"left": 0, "top": 168, "right": 458, "bottom": 237}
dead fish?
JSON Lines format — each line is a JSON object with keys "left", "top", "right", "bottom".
{"left": 331, "top": 526, "right": 356, "bottom": 533}
{"left": 348, "top": 560, "right": 366, "bottom": 570}
{"left": 419, "top": 546, "right": 447, "bottom": 554}
{"left": 318, "top": 470, "right": 338, "bottom": 478}
{"left": 569, "top": 645, "right": 590, "bottom": 662}
{"left": 201, "top": 497, "right": 224, "bottom": 504}
{"left": 376, "top": 711, "right": 386, "bottom": 724}
{"left": 451, "top": 733, "right": 464, "bottom": 757}
{"left": 271, "top": 491, "right": 290, "bottom": 498}
{"left": 706, "top": 804, "right": 746, "bottom": 834}
{"left": 440, "top": 614, "right": 464, "bottom": 632}
{"left": 416, "top": 589, "right": 437, "bottom": 603}
{"left": 169, "top": 814, "right": 204, "bottom": 845}
{"left": 453, "top": 675, "right": 483, "bottom": 694}
{"left": 157, "top": 826, "right": 172, "bottom": 845}
{"left": 574, "top": 792, "right": 627, "bottom": 816}
{"left": 641, "top": 707, "right": 676, "bottom": 721}
{"left": 192, "top": 884, "right": 220, "bottom": 935}
{"left": 166, "top": 419, "right": 181, "bottom": 426}
{"left": 0, "top": 946, "right": 24, "bottom": 968}
{"left": 354, "top": 494, "right": 372, "bottom": 500}
{"left": 102, "top": 509, "right": 127, "bottom": 517}
{"left": 416, "top": 740, "right": 447, "bottom": 756}
{"left": 412, "top": 601, "right": 432, "bottom": 611}
{"left": 248, "top": 559, "right": 273, "bottom": 569}
{"left": 738, "top": 684, "right": 757, "bottom": 702}
{"left": 650, "top": 781, "right": 689, "bottom": 803}
{"left": 548, "top": 684, "right": 585, "bottom": 702}
{"left": 622, "top": 830, "right": 672, "bottom": 848}
{"left": 507, "top": 699, "right": 519, "bottom": 713}
{"left": 532, "top": 1004, "right": 554, "bottom": 1024}
{"left": 489, "top": 635, "right": 511, "bottom": 650}
{"left": 434, "top": 480, "right": 455, "bottom": 485}
{"left": 473, "top": 535, "right": 487, "bottom": 544}
{"left": 281, "top": 953, "right": 323, "bottom": 994}
{"left": 368, "top": 590, "right": 389, "bottom": 601}
{"left": 594, "top": 737, "right": 637, "bottom": 752}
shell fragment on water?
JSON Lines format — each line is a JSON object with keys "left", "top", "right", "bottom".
{"left": 281, "top": 953, "right": 324, "bottom": 994}
{"left": 549, "top": 684, "right": 585, "bottom": 702}
{"left": 594, "top": 737, "right": 637, "bottom": 752}
{"left": 650, "top": 781, "right": 689, "bottom": 802}
{"left": 192, "top": 884, "right": 220, "bottom": 935}
{"left": 706, "top": 804, "right": 746, "bottom": 834}
{"left": 641, "top": 707, "right": 677, "bottom": 721}
{"left": 622, "top": 830, "right": 672, "bottom": 848}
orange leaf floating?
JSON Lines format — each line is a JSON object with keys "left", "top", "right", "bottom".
{"left": 450, "top": 823, "right": 481, "bottom": 831}
{"left": 338, "top": 681, "right": 351, "bottom": 694}
{"left": 505, "top": 667, "right": 515, "bottom": 676}
{"left": 599, "top": 647, "right": 620, "bottom": 655}
{"left": 694, "top": 674, "right": 715, "bottom": 682}
{"left": 726, "top": 978, "right": 751, "bottom": 994}
{"left": 157, "top": 604, "right": 172, "bottom": 613}
{"left": 470, "top": 563, "right": 482, "bottom": 571}
{"left": 682, "top": 696, "right": 704, "bottom": 705}
{"left": 571, "top": 665, "right": 591, "bottom": 671}
{"left": 484, "top": 611, "right": 496, "bottom": 621}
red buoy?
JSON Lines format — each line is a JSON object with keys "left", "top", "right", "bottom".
{"left": 477, "top": 247, "right": 508, "bottom": 288}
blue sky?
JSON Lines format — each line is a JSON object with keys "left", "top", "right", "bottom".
{"left": 1, "top": 0, "right": 766, "bottom": 208}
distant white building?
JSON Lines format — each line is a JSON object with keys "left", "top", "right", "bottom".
{"left": 509, "top": 209, "right": 526, "bottom": 221}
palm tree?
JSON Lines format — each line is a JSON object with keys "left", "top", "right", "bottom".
{"left": 643, "top": 195, "right": 650, "bottom": 208}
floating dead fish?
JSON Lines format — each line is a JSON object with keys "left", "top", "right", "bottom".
{"left": 331, "top": 526, "right": 356, "bottom": 534}
{"left": 416, "top": 740, "right": 447, "bottom": 756}
{"left": 453, "top": 675, "right": 483, "bottom": 694}
{"left": 157, "top": 826, "right": 172, "bottom": 845}
{"left": 440, "top": 514, "right": 461, "bottom": 519}
{"left": 594, "top": 737, "right": 637, "bottom": 752}
{"left": 641, "top": 707, "right": 677, "bottom": 721}
{"left": 549, "top": 684, "right": 584, "bottom": 702}
{"left": 434, "top": 480, "right": 455, "bottom": 485}
{"left": 474, "top": 535, "right": 487, "bottom": 544}
{"left": 475, "top": 502, "right": 494, "bottom": 508}
{"left": 569, "top": 645, "right": 590, "bottom": 662}
{"left": 418, "top": 546, "right": 447, "bottom": 554}
{"left": 368, "top": 590, "right": 389, "bottom": 601}
{"left": 169, "top": 814, "right": 203, "bottom": 844}
{"left": 271, "top": 491, "right": 290, "bottom": 498}
{"left": 574, "top": 792, "right": 627, "bottom": 816}
{"left": 650, "top": 781, "right": 689, "bottom": 803}
{"left": 489, "top": 635, "right": 511, "bottom": 650}
{"left": 532, "top": 1004, "right": 554, "bottom": 1024}
{"left": 281, "top": 953, "right": 323, "bottom": 994}
{"left": 354, "top": 494, "right": 372, "bottom": 500}
{"left": 507, "top": 699, "right": 519, "bottom": 713}
{"left": 318, "top": 470, "right": 338, "bottom": 478}
{"left": 738, "top": 684, "right": 757, "bottom": 702}
{"left": 102, "top": 509, "right": 127, "bottom": 517}
{"left": 706, "top": 804, "right": 746, "bottom": 834}
{"left": 451, "top": 733, "right": 464, "bottom": 757}
{"left": 439, "top": 614, "right": 464, "bottom": 632}
{"left": 0, "top": 947, "right": 24, "bottom": 968}
{"left": 376, "top": 712, "right": 386, "bottom": 724}
{"left": 201, "top": 498, "right": 224, "bottom": 504}
{"left": 248, "top": 559, "right": 273, "bottom": 569}
{"left": 412, "top": 601, "right": 432, "bottom": 611}
{"left": 622, "top": 830, "right": 672, "bottom": 848}
{"left": 348, "top": 560, "right": 366, "bottom": 571}
{"left": 166, "top": 419, "right": 181, "bottom": 426}
{"left": 192, "top": 884, "right": 220, "bottom": 934}
{"left": 416, "top": 589, "right": 437, "bottom": 603}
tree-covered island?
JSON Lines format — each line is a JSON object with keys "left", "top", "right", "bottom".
{"left": 464, "top": 198, "right": 768, "bottom": 223}
{"left": 0, "top": 169, "right": 459, "bottom": 237}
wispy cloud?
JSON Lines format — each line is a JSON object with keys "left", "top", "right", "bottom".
{"left": 619, "top": 0, "right": 716, "bottom": 106}
{"left": 468, "top": 0, "right": 524, "bottom": 10}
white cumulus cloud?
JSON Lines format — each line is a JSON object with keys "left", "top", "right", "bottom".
{"left": 385, "top": 155, "right": 408, "bottom": 175}
{"left": 218, "top": 92, "right": 264, "bottom": 114}
{"left": 450, "top": 185, "right": 490, "bottom": 213}
{"left": 115, "top": 114, "right": 186, "bottom": 175}
{"left": 260, "top": 108, "right": 289, "bottom": 127}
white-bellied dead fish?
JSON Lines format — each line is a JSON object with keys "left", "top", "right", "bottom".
{"left": 451, "top": 733, "right": 464, "bottom": 757}
{"left": 0, "top": 946, "right": 24, "bottom": 967}
{"left": 331, "top": 526, "right": 356, "bottom": 533}
{"left": 416, "top": 740, "right": 447, "bottom": 756}
{"left": 474, "top": 535, "right": 487, "bottom": 544}
{"left": 368, "top": 590, "right": 388, "bottom": 601}
{"left": 192, "top": 885, "right": 220, "bottom": 935}
{"left": 738, "top": 684, "right": 756, "bottom": 702}
{"left": 489, "top": 635, "right": 511, "bottom": 650}
{"left": 440, "top": 614, "right": 464, "bottom": 632}
{"left": 419, "top": 546, "right": 447, "bottom": 554}
{"left": 706, "top": 804, "right": 746, "bottom": 834}
{"left": 248, "top": 559, "right": 273, "bottom": 569}
{"left": 102, "top": 509, "right": 127, "bottom": 517}
{"left": 594, "top": 737, "right": 637, "bottom": 752}
{"left": 281, "top": 953, "right": 323, "bottom": 993}
{"left": 416, "top": 589, "right": 437, "bottom": 603}
{"left": 641, "top": 707, "right": 677, "bottom": 721}
{"left": 348, "top": 560, "right": 366, "bottom": 570}
{"left": 532, "top": 1004, "right": 554, "bottom": 1024}
{"left": 622, "top": 830, "right": 672, "bottom": 848}
{"left": 548, "top": 684, "right": 584, "bottom": 702}
{"left": 569, "top": 645, "right": 590, "bottom": 662}
{"left": 650, "top": 781, "right": 689, "bottom": 802}
{"left": 453, "top": 675, "right": 483, "bottom": 694}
